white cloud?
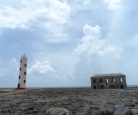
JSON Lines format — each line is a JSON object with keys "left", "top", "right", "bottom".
{"left": 0, "top": 0, "right": 71, "bottom": 29}
{"left": 104, "top": 0, "right": 122, "bottom": 11}
{"left": 83, "top": 24, "right": 101, "bottom": 36}
{"left": 0, "top": 6, "right": 36, "bottom": 29}
{"left": 75, "top": 24, "right": 122, "bottom": 58}
{"left": 0, "top": 0, "right": 71, "bottom": 44}
{"left": 27, "top": 59, "right": 73, "bottom": 87}
{"left": 46, "top": 0, "right": 71, "bottom": 24}
{"left": 28, "top": 60, "right": 55, "bottom": 77}
{"left": 83, "top": 0, "right": 92, "bottom": 5}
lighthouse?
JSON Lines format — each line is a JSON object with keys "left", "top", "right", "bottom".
{"left": 17, "top": 54, "right": 27, "bottom": 89}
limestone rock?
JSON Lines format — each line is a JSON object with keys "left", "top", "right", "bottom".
{"left": 131, "top": 108, "right": 138, "bottom": 115}
{"left": 125, "top": 102, "right": 135, "bottom": 107}
{"left": 46, "top": 107, "right": 69, "bottom": 115}
{"left": 113, "top": 105, "right": 132, "bottom": 115}
{"left": 98, "top": 110, "right": 113, "bottom": 115}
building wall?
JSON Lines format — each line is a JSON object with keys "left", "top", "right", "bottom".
{"left": 17, "top": 54, "right": 27, "bottom": 89}
{"left": 91, "top": 74, "right": 127, "bottom": 89}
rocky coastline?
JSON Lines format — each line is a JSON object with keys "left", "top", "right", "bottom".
{"left": 0, "top": 88, "right": 138, "bottom": 115}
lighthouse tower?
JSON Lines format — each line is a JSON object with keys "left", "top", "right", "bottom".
{"left": 17, "top": 54, "right": 27, "bottom": 89}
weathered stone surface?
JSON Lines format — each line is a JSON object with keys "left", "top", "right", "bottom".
{"left": 98, "top": 110, "right": 113, "bottom": 115}
{"left": 113, "top": 105, "right": 132, "bottom": 115}
{"left": 125, "top": 102, "right": 135, "bottom": 107}
{"left": 131, "top": 108, "right": 138, "bottom": 115}
{"left": 91, "top": 73, "right": 127, "bottom": 89}
{"left": 0, "top": 88, "right": 138, "bottom": 115}
{"left": 46, "top": 107, "right": 69, "bottom": 115}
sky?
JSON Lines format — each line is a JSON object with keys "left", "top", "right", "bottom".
{"left": 0, "top": 0, "right": 138, "bottom": 87}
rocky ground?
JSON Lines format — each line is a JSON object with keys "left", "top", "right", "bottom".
{"left": 0, "top": 88, "right": 138, "bottom": 115}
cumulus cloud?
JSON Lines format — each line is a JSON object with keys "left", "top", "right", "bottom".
{"left": 0, "top": 0, "right": 71, "bottom": 29}
{"left": 0, "top": 0, "right": 71, "bottom": 43}
{"left": 27, "top": 59, "right": 75, "bottom": 87}
{"left": 83, "top": 24, "right": 101, "bottom": 36}
{"left": 83, "top": 0, "right": 92, "bottom": 5}
{"left": 75, "top": 24, "right": 122, "bottom": 58}
{"left": 104, "top": 0, "right": 122, "bottom": 10}
{"left": 28, "top": 60, "right": 55, "bottom": 77}
{"left": 0, "top": 6, "right": 33, "bottom": 29}
{"left": 27, "top": 59, "right": 59, "bottom": 87}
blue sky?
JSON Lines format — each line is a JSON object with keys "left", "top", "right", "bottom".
{"left": 0, "top": 0, "right": 138, "bottom": 87}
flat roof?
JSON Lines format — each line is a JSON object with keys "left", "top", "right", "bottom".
{"left": 91, "top": 73, "right": 125, "bottom": 78}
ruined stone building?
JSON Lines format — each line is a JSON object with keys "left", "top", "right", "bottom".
{"left": 17, "top": 54, "right": 27, "bottom": 89}
{"left": 91, "top": 73, "right": 127, "bottom": 89}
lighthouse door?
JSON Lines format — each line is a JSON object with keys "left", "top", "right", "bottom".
{"left": 18, "top": 83, "right": 20, "bottom": 89}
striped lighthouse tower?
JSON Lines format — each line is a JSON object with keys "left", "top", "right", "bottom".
{"left": 17, "top": 54, "right": 27, "bottom": 89}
